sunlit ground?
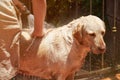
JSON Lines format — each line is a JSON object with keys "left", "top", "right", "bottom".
{"left": 75, "top": 73, "right": 120, "bottom": 80}
{"left": 101, "top": 73, "right": 120, "bottom": 80}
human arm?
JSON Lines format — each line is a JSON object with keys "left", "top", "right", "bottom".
{"left": 32, "top": 0, "right": 47, "bottom": 37}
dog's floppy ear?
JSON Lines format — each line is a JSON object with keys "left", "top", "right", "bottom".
{"left": 72, "top": 24, "right": 84, "bottom": 43}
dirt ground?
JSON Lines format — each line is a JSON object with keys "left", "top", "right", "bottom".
{"left": 101, "top": 73, "right": 120, "bottom": 80}
{"left": 75, "top": 73, "right": 120, "bottom": 80}
{"left": 11, "top": 73, "right": 120, "bottom": 80}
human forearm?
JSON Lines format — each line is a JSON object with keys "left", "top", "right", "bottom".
{"left": 32, "top": 0, "right": 47, "bottom": 37}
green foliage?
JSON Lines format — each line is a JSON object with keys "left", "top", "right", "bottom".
{"left": 46, "top": 0, "right": 103, "bottom": 26}
{"left": 47, "top": 0, "right": 72, "bottom": 26}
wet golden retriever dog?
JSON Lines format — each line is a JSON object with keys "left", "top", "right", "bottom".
{"left": 19, "top": 15, "right": 106, "bottom": 80}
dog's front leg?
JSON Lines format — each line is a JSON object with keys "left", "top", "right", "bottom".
{"left": 66, "top": 73, "right": 75, "bottom": 80}
{"left": 57, "top": 74, "right": 66, "bottom": 80}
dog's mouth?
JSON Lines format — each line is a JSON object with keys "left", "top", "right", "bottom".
{"left": 91, "top": 47, "right": 106, "bottom": 54}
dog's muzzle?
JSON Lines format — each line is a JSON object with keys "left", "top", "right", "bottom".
{"left": 97, "top": 45, "right": 106, "bottom": 53}
{"left": 91, "top": 44, "right": 106, "bottom": 54}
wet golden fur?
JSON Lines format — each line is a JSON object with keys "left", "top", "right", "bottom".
{"left": 19, "top": 15, "right": 106, "bottom": 80}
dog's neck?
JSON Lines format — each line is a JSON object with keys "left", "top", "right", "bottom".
{"left": 66, "top": 38, "right": 90, "bottom": 72}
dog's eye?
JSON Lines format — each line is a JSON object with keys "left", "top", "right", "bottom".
{"left": 89, "top": 33, "right": 96, "bottom": 37}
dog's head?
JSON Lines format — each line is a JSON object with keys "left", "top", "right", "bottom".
{"left": 72, "top": 15, "right": 106, "bottom": 54}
